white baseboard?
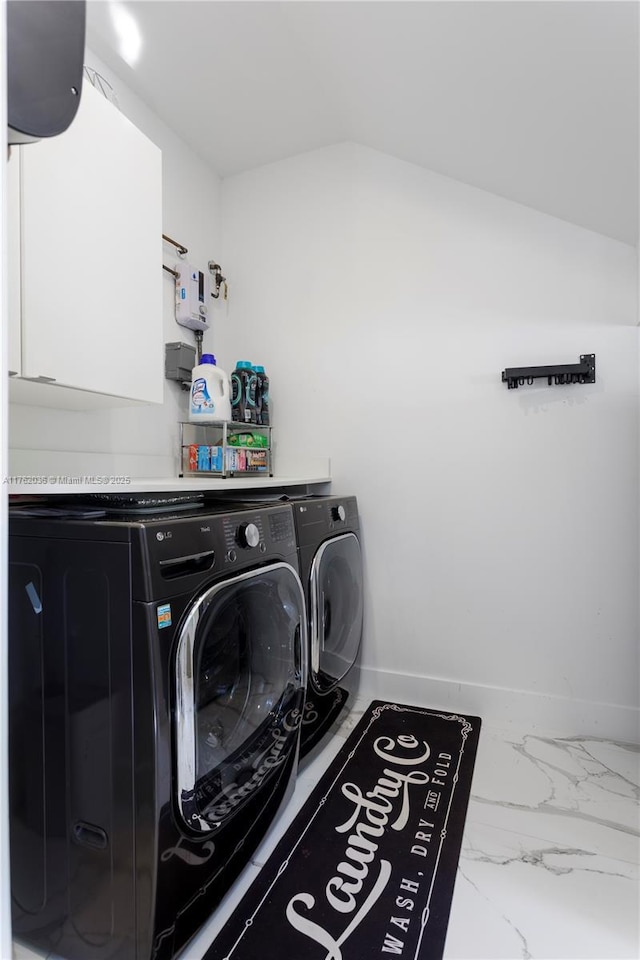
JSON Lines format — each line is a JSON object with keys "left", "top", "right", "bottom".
{"left": 357, "top": 666, "right": 640, "bottom": 744}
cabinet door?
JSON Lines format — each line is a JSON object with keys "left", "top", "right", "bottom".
{"left": 20, "top": 81, "right": 163, "bottom": 402}
{"left": 7, "top": 147, "right": 21, "bottom": 377}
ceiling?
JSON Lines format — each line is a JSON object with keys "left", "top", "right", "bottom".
{"left": 86, "top": 1, "right": 639, "bottom": 246}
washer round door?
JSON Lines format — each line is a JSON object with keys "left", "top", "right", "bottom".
{"left": 310, "top": 532, "right": 363, "bottom": 693}
{"left": 174, "top": 562, "right": 307, "bottom": 834}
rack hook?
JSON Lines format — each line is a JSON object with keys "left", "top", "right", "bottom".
{"left": 162, "top": 233, "right": 188, "bottom": 258}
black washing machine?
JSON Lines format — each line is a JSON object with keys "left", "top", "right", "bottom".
{"left": 291, "top": 496, "right": 363, "bottom": 761}
{"left": 8, "top": 502, "right": 307, "bottom": 960}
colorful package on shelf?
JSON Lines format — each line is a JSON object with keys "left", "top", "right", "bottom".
{"left": 227, "top": 432, "right": 269, "bottom": 448}
{"left": 209, "top": 446, "right": 224, "bottom": 472}
{"left": 197, "top": 445, "right": 211, "bottom": 471}
{"left": 225, "top": 448, "right": 247, "bottom": 472}
{"left": 247, "top": 450, "right": 268, "bottom": 472}
{"left": 191, "top": 445, "right": 224, "bottom": 472}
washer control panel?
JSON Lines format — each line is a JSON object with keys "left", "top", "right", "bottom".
{"left": 220, "top": 506, "right": 296, "bottom": 563}
{"left": 141, "top": 503, "right": 297, "bottom": 595}
{"left": 236, "top": 521, "right": 260, "bottom": 549}
{"left": 293, "top": 496, "right": 360, "bottom": 550}
{"left": 223, "top": 515, "right": 264, "bottom": 553}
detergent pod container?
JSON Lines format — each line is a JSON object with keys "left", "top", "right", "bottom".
{"left": 231, "top": 360, "right": 256, "bottom": 423}
{"left": 189, "top": 354, "right": 232, "bottom": 422}
{"left": 254, "top": 365, "right": 270, "bottom": 425}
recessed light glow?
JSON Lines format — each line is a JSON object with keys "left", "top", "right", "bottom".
{"left": 109, "top": 1, "right": 143, "bottom": 67}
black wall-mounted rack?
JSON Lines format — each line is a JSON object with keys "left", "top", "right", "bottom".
{"left": 501, "top": 354, "right": 596, "bottom": 390}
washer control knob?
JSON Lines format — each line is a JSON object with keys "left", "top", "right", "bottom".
{"left": 331, "top": 504, "right": 346, "bottom": 522}
{"left": 237, "top": 522, "right": 260, "bottom": 548}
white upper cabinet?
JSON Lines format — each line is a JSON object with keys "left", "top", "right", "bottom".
{"left": 15, "top": 80, "right": 163, "bottom": 404}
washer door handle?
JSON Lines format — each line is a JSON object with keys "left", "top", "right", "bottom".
{"left": 321, "top": 591, "right": 327, "bottom": 650}
{"left": 294, "top": 623, "right": 302, "bottom": 680}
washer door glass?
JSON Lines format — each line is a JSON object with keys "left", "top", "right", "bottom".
{"left": 310, "top": 532, "right": 363, "bottom": 693}
{"left": 175, "top": 562, "right": 306, "bottom": 833}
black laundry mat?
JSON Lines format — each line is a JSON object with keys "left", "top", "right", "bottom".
{"left": 204, "top": 700, "right": 481, "bottom": 960}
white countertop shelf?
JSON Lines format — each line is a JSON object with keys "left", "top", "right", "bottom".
{"left": 7, "top": 474, "right": 331, "bottom": 497}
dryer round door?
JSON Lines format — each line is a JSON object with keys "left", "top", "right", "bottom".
{"left": 174, "top": 562, "right": 307, "bottom": 834}
{"left": 310, "top": 532, "right": 363, "bottom": 693}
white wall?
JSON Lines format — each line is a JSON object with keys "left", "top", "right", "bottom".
{"left": 9, "top": 48, "right": 226, "bottom": 478}
{"left": 218, "top": 143, "right": 639, "bottom": 737}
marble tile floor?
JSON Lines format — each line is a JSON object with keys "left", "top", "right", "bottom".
{"left": 13, "top": 696, "right": 640, "bottom": 960}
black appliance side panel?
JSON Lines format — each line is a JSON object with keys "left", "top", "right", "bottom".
{"left": 9, "top": 536, "right": 137, "bottom": 960}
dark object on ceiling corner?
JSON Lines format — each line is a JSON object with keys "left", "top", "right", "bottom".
{"left": 7, "top": 0, "right": 86, "bottom": 144}
{"left": 502, "top": 354, "right": 596, "bottom": 390}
